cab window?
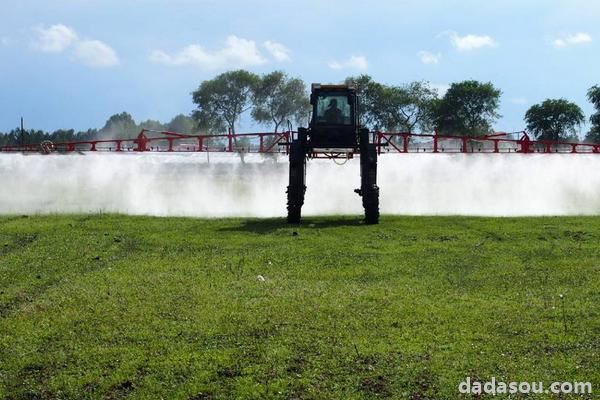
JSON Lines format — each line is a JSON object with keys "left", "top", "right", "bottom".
{"left": 315, "top": 95, "right": 352, "bottom": 125}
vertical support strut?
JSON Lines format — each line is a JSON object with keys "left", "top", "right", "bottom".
{"left": 461, "top": 137, "right": 468, "bottom": 153}
{"left": 518, "top": 132, "right": 532, "bottom": 153}
{"left": 134, "top": 131, "right": 149, "bottom": 152}
{"left": 357, "top": 128, "right": 379, "bottom": 224}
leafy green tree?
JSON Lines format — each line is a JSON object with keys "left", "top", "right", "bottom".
{"left": 377, "top": 81, "right": 438, "bottom": 132}
{"left": 585, "top": 85, "right": 600, "bottom": 143}
{"left": 167, "top": 114, "right": 196, "bottom": 133}
{"left": 99, "top": 112, "right": 138, "bottom": 139}
{"left": 1, "top": 128, "right": 24, "bottom": 146}
{"left": 74, "top": 129, "right": 99, "bottom": 141}
{"left": 192, "top": 70, "right": 259, "bottom": 135}
{"left": 12, "top": 129, "right": 44, "bottom": 145}
{"left": 51, "top": 129, "right": 75, "bottom": 142}
{"left": 525, "top": 99, "right": 584, "bottom": 141}
{"left": 0, "top": 131, "right": 9, "bottom": 146}
{"left": 344, "top": 74, "right": 386, "bottom": 129}
{"left": 0, "top": 125, "right": 95, "bottom": 146}
{"left": 252, "top": 71, "right": 310, "bottom": 132}
{"left": 138, "top": 119, "right": 165, "bottom": 131}
{"left": 432, "top": 80, "right": 501, "bottom": 136}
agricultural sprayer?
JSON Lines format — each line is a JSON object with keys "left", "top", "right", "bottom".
{"left": 2, "top": 83, "right": 599, "bottom": 225}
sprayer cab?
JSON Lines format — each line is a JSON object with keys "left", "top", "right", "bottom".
{"left": 306, "top": 84, "right": 359, "bottom": 149}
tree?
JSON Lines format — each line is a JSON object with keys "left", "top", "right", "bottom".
{"left": 377, "top": 81, "right": 438, "bottom": 132}
{"left": 138, "top": 119, "right": 165, "bottom": 131}
{"left": 1, "top": 128, "right": 26, "bottom": 146}
{"left": 74, "top": 129, "right": 99, "bottom": 141}
{"left": 192, "top": 70, "right": 259, "bottom": 135}
{"left": 344, "top": 74, "right": 386, "bottom": 129}
{"left": 252, "top": 71, "right": 310, "bottom": 132}
{"left": 585, "top": 85, "right": 600, "bottom": 143}
{"left": 167, "top": 114, "right": 196, "bottom": 133}
{"left": 525, "top": 99, "right": 584, "bottom": 141}
{"left": 51, "top": 129, "right": 75, "bottom": 142}
{"left": 432, "top": 80, "right": 501, "bottom": 136}
{"left": 0, "top": 128, "right": 97, "bottom": 146}
{"left": 99, "top": 112, "right": 138, "bottom": 139}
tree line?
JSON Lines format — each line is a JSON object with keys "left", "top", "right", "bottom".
{"left": 191, "top": 71, "right": 599, "bottom": 143}
{"left": 1, "top": 71, "right": 599, "bottom": 146}
{"left": 0, "top": 112, "right": 198, "bottom": 147}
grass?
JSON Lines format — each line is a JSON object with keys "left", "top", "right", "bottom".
{"left": 0, "top": 215, "right": 598, "bottom": 399}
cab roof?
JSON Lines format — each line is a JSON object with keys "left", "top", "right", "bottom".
{"left": 311, "top": 83, "right": 356, "bottom": 92}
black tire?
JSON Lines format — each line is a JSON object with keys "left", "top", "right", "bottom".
{"left": 287, "top": 140, "right": 306, "bottom": 224}
{"left": 363, "top": 186, "right": 379, "bottom": 224}
{"left": 360, "top": 143, "right": 379, "bottom": 224}
{"left": 287, "top": 205, "right": 301, "bottom": 224}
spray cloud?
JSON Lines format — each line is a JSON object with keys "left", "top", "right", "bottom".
{"left": 0, "top": 153, "right": 599, "bottom": 217}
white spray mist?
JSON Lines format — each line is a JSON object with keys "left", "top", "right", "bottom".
{"left": 0, "top": 153, "right": 599, "bottom": 217}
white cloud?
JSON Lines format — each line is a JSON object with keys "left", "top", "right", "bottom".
{"left": 430, "top": 83, "right": 450, "bottom": 96}
{"left": 446, "top": 31, "right": 497, "bottom": 51}
{"left": 74, "top": 40, "right": 119, "bottom": 67}
{"left": 553, "top": 32, "right": 592, "bottom": 48}
{"left": 32, "top": 24, "right": 78, "bottom": 53}
{"left": 418, "top": 51, "right": 441, "bottom": 65}
{"left": 150, "top": 35, "right": 267, "bottom": 69}
{"left": 328, "top": 55, "right": 368, "bottom": 70}
{"left": 31, "top": 24, "right": 119, "bottom": 68}
{"left": 1, "top": 37, "right": 9, "bottom": 46}
{"left": 263, "top": 40, "right": 291, "bottom": 62}
{"left": 511, "top": 97, "right": 528, "bottom": 105}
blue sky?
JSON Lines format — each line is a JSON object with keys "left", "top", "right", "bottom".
{"left": 0, "top": 0, "right": 598, "bottom": 134}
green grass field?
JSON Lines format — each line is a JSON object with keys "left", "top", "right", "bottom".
{"left": 0, "top": 215, "right": 598, "bottom": 399}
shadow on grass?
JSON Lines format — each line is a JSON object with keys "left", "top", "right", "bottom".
{"left": 219, "top": 216, "right": 366, "bottom": 234}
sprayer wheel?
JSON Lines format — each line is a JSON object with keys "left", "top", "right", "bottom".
{"left": 286, "top": 185, "right": 303, "bottom": 224}
{"left": 363, "top": 186, "right": 379, "bottom": 224}
{"left": 286, "top": 140, "right": 306, "bottom": 224}
{"left": 287, "top": 205, "right": 301, "bottom": 224}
